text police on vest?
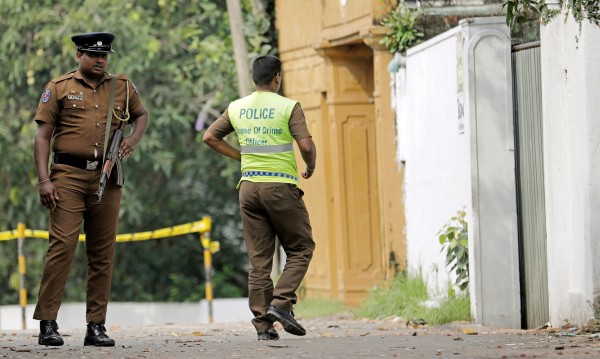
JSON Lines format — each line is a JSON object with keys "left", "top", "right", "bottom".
{"left": 239, "top": 108, "right": 275, "bottom": 120}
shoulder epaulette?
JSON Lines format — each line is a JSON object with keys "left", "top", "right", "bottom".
{"left": 52, "top": 70, "right": 77, "bottom": 84}
{"left": 113, "top": 73, "right": 129, "bottom": 81}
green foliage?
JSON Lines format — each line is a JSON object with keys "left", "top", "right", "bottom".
{"left": 437, "top": 209, "right": 469, "bottom": 292}
{"left": 243, "top": 0, "right": 278, "bottom": 61}
{"left": 0, "top": 0, "right": 277, "bottom": 305}
{"left": 379, "top": 0, "right": 423, "bottom": 54}
{"left": 502, "top": 0, "right": 599, "bottom": 29}
{"left": 294, "top": 298, "right": 351, "bottom": 318}
{"left": 423, "top": 294, "right": 472, "bottom": 326}
{"left": 565, "top": 0, "right": 600, "bottom": 27}
{"left": 502, "top": 0, "right": 555, "bottom": 28}
{"left": 356, "top": 272, "right": 472, "bottom": 325}
{"left": 356, "top": 272, "right": 428, "bottom": 319}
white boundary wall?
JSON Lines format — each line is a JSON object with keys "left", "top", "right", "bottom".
{"left": 397, "top": 17, "right": 521, "bottom": 328}
{"left": 540, "top": 2, "right": 600, "bottom": 327}
{"left": 404, "top": 25, "right": 471, "bottom": 295}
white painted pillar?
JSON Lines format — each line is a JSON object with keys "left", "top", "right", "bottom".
{"left": 462, "top": 17, "right": 520, "bottom": 329}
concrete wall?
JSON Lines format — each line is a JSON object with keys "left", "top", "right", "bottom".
{"left": 404, "top": 26, "right": 471, "bottom": 294}
{"left": 540, "top": 3, "right": 600, "bottom": 327}
{"left": 400, "top": 17, "right": 521, "bottom": 328}
{"left": 0, "top": 299, "right": 253, "bottom": 330}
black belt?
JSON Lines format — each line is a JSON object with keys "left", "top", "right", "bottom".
{"left": 53, "top": 153, "right": 102, "bottom": 171}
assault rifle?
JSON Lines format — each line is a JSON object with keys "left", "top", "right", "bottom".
{"left": 96, "top": 120, "right": 127, "bottom": 203}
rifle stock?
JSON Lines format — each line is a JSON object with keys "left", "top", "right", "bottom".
{"left": 96, "top": 121, "right": 127, "bottom": 202}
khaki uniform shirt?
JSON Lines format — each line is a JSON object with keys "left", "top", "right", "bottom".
{"left": 35, "top": 70, "right": 145, "bottom": 160}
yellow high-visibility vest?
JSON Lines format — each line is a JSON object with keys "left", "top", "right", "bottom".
{"left": 229, "top": 91, "right": 299, "bottom": 187}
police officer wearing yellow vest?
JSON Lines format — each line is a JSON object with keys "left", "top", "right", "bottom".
{"left": 203, "top": 55, "right": 316, "bottom": 340}
{"left": 33, "top": 32, "right": 149, "bottom": 347}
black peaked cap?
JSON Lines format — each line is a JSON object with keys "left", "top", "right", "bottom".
{"left": 71, "top": 32, "right": 115, "bottom": 53}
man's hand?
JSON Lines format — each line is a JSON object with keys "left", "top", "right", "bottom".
{"left": 119, "top": 136, "right": 136, "bottom": 160}
{"left": 297, "top": 137, "right": 316, "bottom": 180}
{"left": 120, "top": 104, "right": 149, "bottom": 160}
{"left": 39, "top": 181, "right": 59, "bottom": 211}
{"left": 34, "top": 122, "right": 58, "bottom": 211}
{"left": 203, "top": 131, "right": 242, "bottom": 162}
{"left": 301, "top": 167, "right": 315, "bottom": 179}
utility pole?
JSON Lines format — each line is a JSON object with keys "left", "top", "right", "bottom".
{"left": 226, "top": 0, "right": 252, "bottom": 97}
{"left": 18, "top": 223, "right": 27, "bottom": 329}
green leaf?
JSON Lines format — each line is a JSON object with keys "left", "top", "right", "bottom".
{"left": 438, "top": 208, "right": 470, "bottom": 291}
{"left": 456, "top": 246, "right": 465, "bottom": 259}
{"left": 439, "top": 234, "right": 447, "bottom": 245}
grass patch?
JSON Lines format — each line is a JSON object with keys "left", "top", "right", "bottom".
{"left": 295, "top": 297, "right": 351, "bottom": 318}
{"left": 406, "top": 293, "right": 472, "bottom": 326}
{"left": 356, "top": 273, "right": 472, "bottom": 326}
{"left": 355, "top": 272, "right": 428, "bottom": 318}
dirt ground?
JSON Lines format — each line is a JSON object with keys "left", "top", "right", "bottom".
{"left": 2, "top": 316, "right": 600, "bottom": 358}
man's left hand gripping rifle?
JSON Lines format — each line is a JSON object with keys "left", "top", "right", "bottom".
{"left": 96, "top": 83, "right": 130, "bottom": 203}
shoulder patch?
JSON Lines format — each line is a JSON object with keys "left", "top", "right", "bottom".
{"left": 41, "top": 89, "right": 51, "bottom": 103}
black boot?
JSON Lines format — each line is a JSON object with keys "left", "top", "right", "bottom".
{"left": 84, "top": 322, "right": 115, "bottom": 347}
{"left": 257, "top": 327, "right": 280, "bottom": 341}
{"left": 38, "top": 320, "right": 64, "bottom": 346}
{"left": 265, "top": 305, "right": 306, "bottom": 336}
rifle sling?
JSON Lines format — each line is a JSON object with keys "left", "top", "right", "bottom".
{"left": 103, "top": 77, "right": 117, "bottom": 161}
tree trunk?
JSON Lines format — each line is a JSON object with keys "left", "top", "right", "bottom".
{"left": 226, "top": 0, "right": 252, "bottom": 97}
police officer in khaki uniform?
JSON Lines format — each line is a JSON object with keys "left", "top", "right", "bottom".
{"left": 33, "top": 32, "right": 149, "bottom": 347}
{"left": 203, "top": 55, "right": 316, "bottom": 340}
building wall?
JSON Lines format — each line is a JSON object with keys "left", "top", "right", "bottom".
{"left": 275, "top": 0, "right": 406, "bottom": 305}
{"left": 540, "top": 6, "right": 600, "bottom": 327}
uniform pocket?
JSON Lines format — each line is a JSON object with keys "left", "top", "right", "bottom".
{"left": 112, "top": 103, "right": 127, "bottom": 121}
{"left": 64, "top": 99, "right": 85, "bottom": 110}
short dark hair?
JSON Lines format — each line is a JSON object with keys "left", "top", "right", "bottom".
{"left": 252, "top": 55, "right": 281, "bottom": 86}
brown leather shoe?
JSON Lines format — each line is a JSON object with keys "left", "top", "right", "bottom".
{"left": 84, "top": 322, "right": 115, "bottom": 347}
{"left": 38, "top": 320, "right": 64, "bottom": 346}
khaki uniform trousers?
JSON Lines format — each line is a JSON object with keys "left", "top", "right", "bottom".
{"left": 33, "top": 163, "right": 121, "bottom": 324}
{"left": 239, "top": 181, "right": 315, "bottom": 332}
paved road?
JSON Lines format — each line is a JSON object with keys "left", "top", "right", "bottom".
{"left": 2, "top": 316, "right": 600, "bottom": 358}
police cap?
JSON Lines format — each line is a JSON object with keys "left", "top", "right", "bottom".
{"left": 71, "top": 32, "right": 115, "bottom": 53}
